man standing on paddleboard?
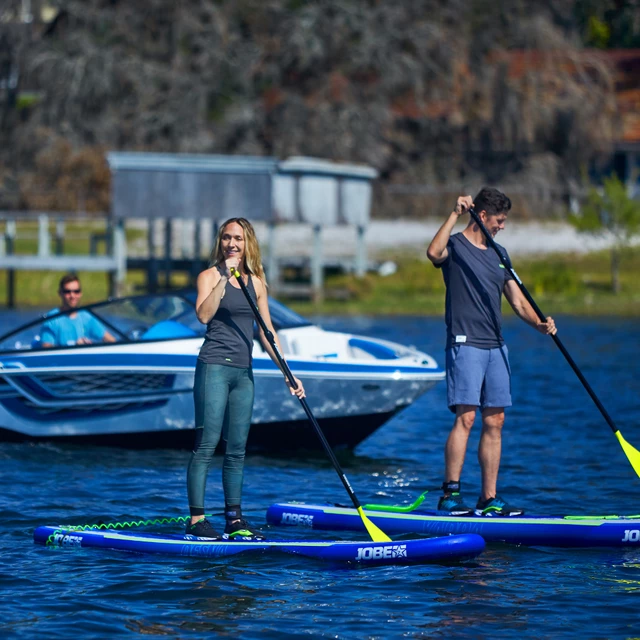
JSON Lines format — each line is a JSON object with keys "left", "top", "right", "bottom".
{"left": 427, "top": 187, "right": 557, "bottom": 516}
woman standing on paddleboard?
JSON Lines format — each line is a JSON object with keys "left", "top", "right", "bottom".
{"left": 186, "top": 218, "right": 305, "bottom": 540}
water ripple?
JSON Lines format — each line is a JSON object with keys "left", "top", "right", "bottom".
{"left": 1, "top": 316, "right": 640, "bottom": 638}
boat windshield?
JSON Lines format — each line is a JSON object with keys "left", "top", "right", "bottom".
{"left": 0, "top": 292, "right": 311, "bottom": 353}
{"left": 181, "top": 291, "right": 311, "bottom": 330}
{"left": 264, "top": 298, "right": 312, "bottom": 330}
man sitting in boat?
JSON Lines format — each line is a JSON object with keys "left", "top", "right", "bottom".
{"left": 41, "top": 274, "right": 116, "bottom": 348}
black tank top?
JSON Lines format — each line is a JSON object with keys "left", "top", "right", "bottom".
{"left": 198, "top": 275, "right": 257, "bottom": 368}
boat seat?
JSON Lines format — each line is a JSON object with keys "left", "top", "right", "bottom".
{"left": 141, "top": 320, "right": 198, "bottom": 340}
{"left": 348, "top": 338, "right": 398, "bottom": 360}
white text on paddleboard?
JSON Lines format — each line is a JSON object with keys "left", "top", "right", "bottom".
{"left": 622, "top": 529, "right": 640, "bottom": 542}
{"left": 281, "top": 512, "right": 314, "bottom": 527}
{"left": 53, "top": 533, "right": 82, "bottom": 547}
{"left": 356, "top": 544, "right": 407, "bottom": 560}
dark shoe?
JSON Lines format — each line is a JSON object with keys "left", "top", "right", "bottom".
{"left": 436, "top": 493, "right": 474, "bottom": 516}
{"left": 185, "top": 517, "right": 221, "bottom": 539}
{"left": 223, "top": 519, "right": 265, "bottom": 541}
{"left": 475, "top": 495, "right": 524, "bottom": 517}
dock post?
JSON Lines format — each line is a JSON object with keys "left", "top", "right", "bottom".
{"left": 112, "top": 219, "right": 127, "bottom": 297}
{"left": 311, "top": 224, "right": 324, "bottom": 304}
{"left": 355, "top": 224, "right": 367, "bottom": 278}
{"left": 163, "top": 218, "right": 172, "bottom": 290}
{"left": 191, "top": 220, "right": 202, "bottom": 284}
{"left": 6, "top": 219, "right": 16, "bottom": 308}
{"left": 266, "top": 221, "right": 280, "bottom": 293}
{"left": 55, "top": 217, "right": 65, "bottom": 255}
{"left": 147, "top": 219, "right": 158, "bottom": 293}
{"left": 38, "top": 214, "right": 50, "bottom": 258}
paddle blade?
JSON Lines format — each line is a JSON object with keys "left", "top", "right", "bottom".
{"left": 615, "top": 431, "right": 640, "bottom": 478}
{"left": 357, "top": 507, "right": 392, "bottom": 542}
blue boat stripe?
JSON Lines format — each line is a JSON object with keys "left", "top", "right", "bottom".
{"left": 2, "top": 353, "right": 444, "bottom": 377}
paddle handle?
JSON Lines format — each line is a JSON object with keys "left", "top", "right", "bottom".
{"left": 468, "top": 208, "right": 620, "bottom": 436}
{"left": 230, "top": 269, "right": 363, "bottom": 509}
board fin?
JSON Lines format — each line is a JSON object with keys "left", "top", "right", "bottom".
{"left": 363, "top": 491, "right": 429, "bottom": 513}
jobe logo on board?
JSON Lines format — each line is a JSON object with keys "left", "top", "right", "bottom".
{"left": 182, "top": 544, "right": 222, "bottom": 557}
{"left": 355, "top": 544, "right": 407, "bottom": 561}
{"left": 53, "top": 533, "right": 82, "bottom": 547}
{"left": 622, "top": 530, "right": 640, "bottom": 543}
{"left": 281, "top": 512, "right": 314, "bottom": 527}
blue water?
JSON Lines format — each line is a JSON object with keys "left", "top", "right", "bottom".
{"left": 1, "top": 311, "right": 640, "bottom": 639}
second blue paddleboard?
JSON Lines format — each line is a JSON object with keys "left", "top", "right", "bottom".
{"left": 266, "top": 503, "right": 640, "bottom": 548}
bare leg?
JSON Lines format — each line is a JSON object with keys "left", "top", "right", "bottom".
{"left": 444, "top": 405, "right": 477, "bottom": 486}
{"left": 478, "top": 407, "right": 505, "bottom": 501}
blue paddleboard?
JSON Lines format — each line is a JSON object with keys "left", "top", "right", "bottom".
{"left": 33, "top": 525, "right": 485, "bottom": 564}
{"left": 266, "top": 503, "right": 640, "bottom": 548}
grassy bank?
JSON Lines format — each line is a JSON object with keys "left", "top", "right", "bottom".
{"left": 284, "top": 249, "right": 640, "bottom": 317}
{"left": 1, "top": 248, "right": 639, "bottom": 317}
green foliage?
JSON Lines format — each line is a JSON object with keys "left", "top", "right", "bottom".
{"left": 586, "top": 15, "right": 611, "bottom": 48}
{"left": 287, "top": 0, "right": 309, "bottom": 9}
{"left": 284, "top": 249, "right": 640, "bottom": 317}
{"left": 528, "top": 260, "right": 580, "bottom": 296}
{"left": 574, "top": 0, "right": 640, "bottom": 48}
{"left": 569, "top": 175, "right": 640, "bottom": 244}
{"left": 568, "top": 177, "right": 640, "bottom": 293}
{"left": 16, "top": 92, "right": 41, "bottom": 110}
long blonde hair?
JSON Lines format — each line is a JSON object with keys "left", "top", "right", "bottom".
{"left": 210, "top": 217, "right": 265, "bottom": 280}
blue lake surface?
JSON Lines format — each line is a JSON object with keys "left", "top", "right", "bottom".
{"left": 1, "top": 311, "right": 640, "bottom": 639}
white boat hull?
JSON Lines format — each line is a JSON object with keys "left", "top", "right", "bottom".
{"left": 0, "top": 297, "right": 445, "bottom": 451}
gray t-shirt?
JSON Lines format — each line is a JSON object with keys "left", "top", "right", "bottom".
{"left": 435, "top": 232, "right": 513, "bottom": 349}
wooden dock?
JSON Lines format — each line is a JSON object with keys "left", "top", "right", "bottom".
{"left": 0, "top": 212, "right": 126, "bottom": 307}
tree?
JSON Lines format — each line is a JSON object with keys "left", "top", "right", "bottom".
{"left": 570, "top": 175, "right": 640, "bottom": 293}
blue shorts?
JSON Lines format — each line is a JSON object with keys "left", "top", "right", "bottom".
{"left": 446, "top": 345, "right": 512, "bottom": 413}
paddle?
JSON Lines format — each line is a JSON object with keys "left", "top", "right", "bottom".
{"left": 468, "top": 208, "right": 640, "bottom": 478}
{"left": 229, "top": 268, "right": 392, "bottom": 542}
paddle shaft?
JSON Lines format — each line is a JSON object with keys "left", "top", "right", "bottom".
{"left": 468, "top": 208, "right": 620, "bottom": 436}
{"left": 229, "top": 269, "right": 364, "bottom": 510}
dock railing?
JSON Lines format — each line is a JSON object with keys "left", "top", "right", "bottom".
{"left": 0, "top": 212, "right": 126, "bottom": 307}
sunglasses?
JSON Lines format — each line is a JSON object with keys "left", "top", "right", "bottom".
{"left": 61, "top": 288, "right": 82, "bottom": 294}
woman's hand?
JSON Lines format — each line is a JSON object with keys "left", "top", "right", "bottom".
{"left": 286, "top": 376, "right": 305, "bottom": 398}
{"left": 222, "top": 256, "right": 241, "bottom": 278}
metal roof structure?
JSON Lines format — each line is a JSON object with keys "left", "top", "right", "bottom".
{"left": 107, "top": 152, "right": 379, "bottom": 227}
{"left": 107, "top": 152, "right": 279, "bottom": 221}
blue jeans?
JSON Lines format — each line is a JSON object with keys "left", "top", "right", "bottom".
{"left": 187, "top": 361, "right": 254, "bottom": 517}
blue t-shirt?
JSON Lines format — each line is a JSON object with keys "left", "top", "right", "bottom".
{"left": 435, "top": 233, "right": 514, "bottom": 349}
{"left": 41, "top": 308, "right": 108, "bottom": 347}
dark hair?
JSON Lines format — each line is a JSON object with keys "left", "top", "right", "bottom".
{"left": 59, "top": 273, "right": 80, "bottom": 291}
{"left": 474, "top": 187, "right": 511, "bottom": 216}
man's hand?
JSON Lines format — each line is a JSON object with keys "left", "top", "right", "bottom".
{"left": 454, "top": 195, "right": 474, "bottom": 217}
{"left": 536, "top": 316, "right": 557, "bottom": 336}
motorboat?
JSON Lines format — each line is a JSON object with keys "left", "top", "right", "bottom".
{"left": 0, "top": 293, "right": 445, "bottom": 451}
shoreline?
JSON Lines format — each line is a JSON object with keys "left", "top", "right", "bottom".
{"left": 251, "top": 219, "right": 629, "bottom": 259}
{"left": 136, "top": 219, "right": 630, "bottom": 261}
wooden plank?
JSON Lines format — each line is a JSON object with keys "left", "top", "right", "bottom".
{"left": 0, "top": 256, "right": 118, "bottom": 270}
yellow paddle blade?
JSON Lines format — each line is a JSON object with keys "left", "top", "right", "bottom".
{"left": 615, "top": 430, "right": 640, "bottom": 478}
{"left": 357, "top": 507, "right": 392, "bottom": 542}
